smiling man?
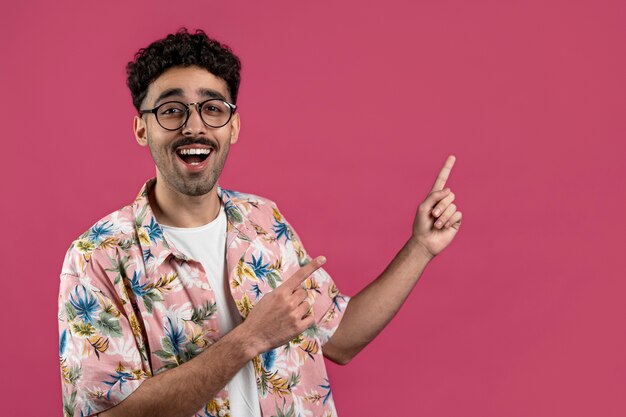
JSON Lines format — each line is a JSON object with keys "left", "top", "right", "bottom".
{"left": 58, "top": 29, "right": 463, "bottom": 417}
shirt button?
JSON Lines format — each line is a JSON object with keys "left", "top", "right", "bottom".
{"left": 200, "top": 283, "right": 210, "bottom": 290}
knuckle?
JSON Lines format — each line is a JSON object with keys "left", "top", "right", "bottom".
{"left": 298, "top": 301, "right": 310, "bottom": 313}
{"left": 298, "top": 316, "right": 311, "bottom": 328}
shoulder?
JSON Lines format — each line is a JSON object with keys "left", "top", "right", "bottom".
{"left": 221, "top": 186, "right": 300, "bottom": 236}
{"left": 61, "top": 203, "right": 138, "bottom": 276}
{"left": 220, "top": 187, "right": 279, "bottom": 209}
{"left": 220, "top": 187, "right": 285, "bottom": 221}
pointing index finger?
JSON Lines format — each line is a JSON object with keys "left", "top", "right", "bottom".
{"left": 284, "top": 256, "right": 326, "bottom": 292}
{"left": 431, "top": 155, "right": 456, "bottom": 192}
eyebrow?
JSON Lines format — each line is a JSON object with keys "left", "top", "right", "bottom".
{"left": 154, "top": 87, "right": 228, "bottom": 106}
{"left": 154, "top": 88, "right": 184, "bottom": 106}
{"left": 198, "top": 88, "right": 227, "bottom": 101}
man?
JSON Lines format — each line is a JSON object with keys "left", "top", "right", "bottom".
{"left": 58, "top": 29, "right": 462, "bottom": 417}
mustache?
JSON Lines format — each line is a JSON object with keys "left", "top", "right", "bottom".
{"left": 171, "top": 137, "right": 218, "bottom": 151}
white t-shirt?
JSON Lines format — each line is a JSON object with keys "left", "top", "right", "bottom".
{"left": 161, "top": 204, "right": 262, "bottom": 417}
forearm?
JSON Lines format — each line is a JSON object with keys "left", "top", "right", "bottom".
{"left": 324, "top": 238, "right": 432, "bottom": 364}
{"left": 100, "top": 323, "right": 260, "bottom": 417}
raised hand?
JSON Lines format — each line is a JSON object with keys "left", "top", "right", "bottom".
{"left": 411, "top": 155, "right": 462, "bottom": 259}
{"left": 241, "top": 256, "right": 327, "bottom": 353}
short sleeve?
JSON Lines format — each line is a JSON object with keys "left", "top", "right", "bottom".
{"left": 271, "top": 204, "right": 351, "bottom": 346}
{"left": 58, "top": 244, "right": 149, "bottom": 416}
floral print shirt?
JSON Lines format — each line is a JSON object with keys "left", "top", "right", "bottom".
{"left": 58, "top": 179, "right": 350, "bottom": 417}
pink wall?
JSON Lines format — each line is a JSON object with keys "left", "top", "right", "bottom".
{"left": 2, "top": 0, "right": 625, "bottom": 415}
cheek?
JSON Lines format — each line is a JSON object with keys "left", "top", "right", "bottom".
{"left": 219, "top": 138, "right": 232, "bottom": 156}
{"left": 146, "top": 131, "right": 173, "bottom": 153}
{"left": 146, "top": 137, "right": 171, "bottom": 163}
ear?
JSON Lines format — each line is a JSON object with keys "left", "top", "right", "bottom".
{"left": 134, "top": 115, "right": 148, "bottom": 147}
{"left": 229, "top": 112, "right": 240, "bottom": 145}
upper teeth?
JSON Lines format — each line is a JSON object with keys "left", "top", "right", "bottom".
{"left": 178, "top": 148, "right": 211, "bottom": 155}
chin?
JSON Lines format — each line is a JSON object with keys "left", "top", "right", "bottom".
{"left": 176, "top": 177, "right": 218, "bottom": 197}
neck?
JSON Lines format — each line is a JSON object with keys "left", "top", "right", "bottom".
{"left": 148, "top": 176, "right": 221, "bottom": 228}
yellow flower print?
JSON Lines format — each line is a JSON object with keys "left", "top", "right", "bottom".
{"left": 231, "top": 275, "right": 242, "bottom": 290}
{"left": 251, "top": 221, "right": 268, "bottom": 236}
{"left": 294, "top": 243, "right": 307, "bottom": 265}
{"left": 60, "top": 358, "right": 71, "bottom": 384}
{"left": 131, "top": 368, "right": 148, "bottom": 380}
{"left": 205, "top": 399, "right": 219, "bottom": 414}
{"left": 101, "top": 300, "right": 121, "bottom": 317}
{"left": 299, "top": 339, "right": 319, "bottom": 359}
{"left": 88, "top": 335, "right": 109, "bottom": 357}
{"left": 304, "top": 276, "right": 320, "bottom": 294}
{"left": 72, "top": 321, "right": 95, "bottom": 337}
{"left": 149, "top": 273, "right": 177, "bottom": 293}
{"left": 87, "top": 388, "right": 107, "bottom": 400}
{"left": 189, "top": 328, "right": 209, "bottom": 348}
{"left": 98, "top": 236, "right": 118, "bottom": 250}
{"left": 75, "top": 238, "right": 95, "bottom": 254}
{"left": 236, "top": 258, "right": 257, "bottom": 282}
{"left": 269, "top": 256, "right": 283, "bottom": 273}
{"left": 252, "top": 355, "right": 263, "bottom": 375}
{"left": 272, "top": 207, "right": 283, "bottom": 222}
{"left": 268, "top": 371, "right": 290, "bottom": 397}
{"left": 304, "top": 390, "right": 323, "bottom": 405}
{"left": 236, "top": 293, "right": 254, "bottom": 318}
{"left": 322, "top": 306, "right": 337, "bottom": 324}
{"left": 129, "top": 314, "right": 143, "bottom": 339}
{"left": 137, "top": 227, "right": 151, "bottom": 246}
{"left": 328, "top": 283, "right": 339, "bottom": 299}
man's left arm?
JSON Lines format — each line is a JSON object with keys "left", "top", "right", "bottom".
{"left": 323, "top": 155, "right": 462, "bottom": 365}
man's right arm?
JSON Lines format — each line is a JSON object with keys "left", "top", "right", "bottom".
{"left": 98, "top": 256, "right": 327, "bottom": 417}
{"left": 99, "top": 323, "right": 255, "bottom": 417}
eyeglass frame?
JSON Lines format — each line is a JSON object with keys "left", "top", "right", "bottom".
{"left": 139, "top": 98, "right": 238, "bottom": 131}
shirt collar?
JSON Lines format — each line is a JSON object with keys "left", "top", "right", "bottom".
{"left": 131, "top": 178, "right": 256, "bottom": 269}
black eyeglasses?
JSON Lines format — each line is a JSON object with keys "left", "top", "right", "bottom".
{"left": 140, "top": 99, "right": 237, "bottom": 131}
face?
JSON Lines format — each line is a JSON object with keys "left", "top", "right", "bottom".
{"left": 133, "top": 66, "right": 240, "bottom": 197}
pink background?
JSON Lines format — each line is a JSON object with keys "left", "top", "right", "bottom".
{"left": 2, "top": 0, "right": 625, "bottom": 415}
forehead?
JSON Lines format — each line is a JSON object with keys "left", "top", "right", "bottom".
{"left": 145, "top": 66, "right": 231, "bottom": 105}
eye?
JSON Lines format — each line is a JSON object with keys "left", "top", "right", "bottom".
{"left": 202, "top": 101, "right": 226, "bottom": 115}
{"left": 158, "top": 103, "right": 186, "bottom": 116}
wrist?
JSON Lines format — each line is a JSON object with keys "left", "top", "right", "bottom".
{"left": 231, "top": 320, "right": 266, "bottom": 359}
{"left": 407, "top": 236, "right": 435, "bottom": 262}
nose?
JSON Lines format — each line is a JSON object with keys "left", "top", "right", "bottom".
{"left": 181, "top": 104, "right": 207, "bottom": 135}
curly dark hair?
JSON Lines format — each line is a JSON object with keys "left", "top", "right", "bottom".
{"left": 126, "top": 28, "right": 241, "bottom": 112}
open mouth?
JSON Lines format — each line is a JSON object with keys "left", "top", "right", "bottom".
{"left": 176, "top": 147, "right": 212, "bottom": 165}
